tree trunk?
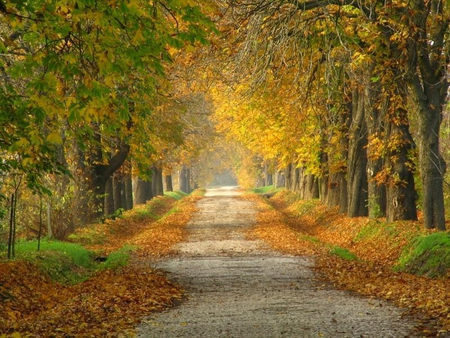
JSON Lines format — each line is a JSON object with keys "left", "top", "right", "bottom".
{"left": 92, "top": 144, "right": 129, "bottom": 216}
{"left": 415, "top": 99, "right": 446, "bottom": 229}
{"left": 293, "top": 167, "right": 301, "bottom": 193}
{"left": 347, "top": 88, "right": 368, "bottom": 217}
{"left": 384, "top": 110, "right": 418, "bottom": 221}
{"left": 165, "top": 175, "right": 173, "bottom": 192}
{"left": 362, "top": 65, "right": 386, "bottom": 218}
{"left": 285, "top": 164, "right": 293, "bottom": 190}
{"left": 405, "top": 1, "right": 448, "bottom": 229}
{"left": 123, "top": 172, "right": 133, "bottom": 210}
{"left": 417, "top": 121, "right": 446, "bottom": 229}
{"left": 263, "top": 162, "right": 273, "bottom": 186}
{"left": 324, "top": 172, "right": 344, "bottom": 208}
{"left": 113, "top": 175, "right": 123, "bottom": 212}
{"left": 275, "top": 170, "right": 285, "bottom": 188}
{"left": 104, "top": 177, "right": 114, "bottom": 216}
{"left": 179, "top": 165, "right": 191, "bottom": 194}
{"left": 266, "top": 172, "right": 273, "bottom": 186}
{"left": 152, "top": 166, "right": 164, "bottom": 196}
{"left": 134, "top": 177, "right": 153, "bottom": 205}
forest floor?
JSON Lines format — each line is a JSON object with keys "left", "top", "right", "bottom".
{"left": 1, "top": 188, "right": 449, "bottom": 337}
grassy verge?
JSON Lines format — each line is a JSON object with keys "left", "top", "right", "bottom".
{"left": 396, "top": 232, "right": 450, "bottom": 277}
{"left": 13, "top": 240, "right": 95, "bottom": 284}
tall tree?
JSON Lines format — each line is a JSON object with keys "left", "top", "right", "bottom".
{"left": 0, "top": 0, "right": 216, "bottom": 220}
{"left": 215, "top": 0, "right": 448, "bottom": 228}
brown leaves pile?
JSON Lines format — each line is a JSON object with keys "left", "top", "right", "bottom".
{"left": 1, "top": 195, "right": 201, "bottom": 337}
{"left": 246, "top": 192, "right": 450, "bottom": 335}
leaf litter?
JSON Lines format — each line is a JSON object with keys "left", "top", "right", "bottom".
{"left": 245, "top": 191, "right": 450, "bottom": 336}
{"left": 0, "top": 195, "right": 201, "bottom": 337}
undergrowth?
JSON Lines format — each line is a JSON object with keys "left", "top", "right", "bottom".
{"left": 98, "top": 245, "right": 135, "bottom": 270}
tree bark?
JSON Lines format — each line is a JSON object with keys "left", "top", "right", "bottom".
{"left": 123, "top": 172, "right": 133, "bottom": 210}
{"left": 113, "top": 175, "right": 123, "bottom": 212}
{"left": 405, "top": 1, "right": 448, "bottom": 229}
{"left": 384, "top": 113, "right": 417, "bottom": 221}
{"left": 405, "top": 0, "right": 450, "bottom": 230}
{"left": 361, "top": 65, "right": 386, "bottom": 218}
{"left": 275, "top": 170, "right": 285, "bottom": 188}
{"left": 104, "top": 177, "right": 114, "bottom": 216}
{"left": 134, "top": 177, "right": 152, "bottom": 205}
{"left": 347, "top": 88, "right": 368, "bottom": 217}
{"left": 179, "top": 165, "right": 191, "bottom": 194}
{"left": 152, "top": 166, "right": 164, "bottom": 196}
{"left": 81, "top": 141, "right": 130, "bottom": 221}
{"left": 165, "top": 175, "right": 174, "bottom": 192}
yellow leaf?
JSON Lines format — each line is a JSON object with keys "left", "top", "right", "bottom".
{"left": 46, "top": 132, "right": 63, "bottom": 144}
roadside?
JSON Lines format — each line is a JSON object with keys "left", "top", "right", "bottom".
{"left": 248, "top": 190, "right": 449, "bottom": 336}
{"left": 0, "top": 192, "right": 201, "bottom": 337}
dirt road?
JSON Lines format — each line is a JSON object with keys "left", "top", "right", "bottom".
{"left": 136, "top": 187, "right": 420, "bottom": 337}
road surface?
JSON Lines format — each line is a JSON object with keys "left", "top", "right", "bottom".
{"left": 136, "top": 187, "right": 420, "bottom": 337}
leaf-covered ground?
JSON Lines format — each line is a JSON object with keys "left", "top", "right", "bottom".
{"left": 0, "top": 194, "right": 201, "bottom": 337}
{"left": 246, "top": 191, "right": 450, "bottom": 336}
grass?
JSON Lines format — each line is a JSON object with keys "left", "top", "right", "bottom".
{"left": 164, "top": 190, "right": 188, "bottom": 200}
{"left": 396, "top": 232, "right": 450, "bottom": 277}
{"left": 13, "top": 239, "right": 95, "bottom": 284}
{"left": 98, "top": 245, "right": 135, "bottom": 270}
{"left": 290, "top": 198, "right": 321, "bottom": 216}
{"left": 15, "top": 240, "right": 93, "bottom": 268}
{"left": 252, "top": 185, "right": 276, "bottom": 194}
{"left": 329, "top": 246, "right": 358, "bottom": 261}
{"left": 354, "top": 219, "right": 384, "bottom": 242}
{"left": 9, "top": 239, "right": 138, "bottom": 284}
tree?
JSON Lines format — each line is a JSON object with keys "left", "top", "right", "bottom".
{"left": 215, "top": 0, "right": 448, "bottom": 228}
{"left": 0, "top": 0, "right": 217, "bottom": 221}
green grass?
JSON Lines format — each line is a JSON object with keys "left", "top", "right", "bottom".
{"left": 15, "top": 240, "right": 93, "bottom": 268}
{"left": 8, "top": 240, "right": 137, "bottom": 284}
{"left": 395, "top": 232, "right": 450, "bottom": 277}
{"left": 98, "top": 245, "right": 135, "bottom": 270}
{"left": 164, "top": 190, "right": 187, "bottom": 200}
{"left": 13, "top": 240, "right": 95, "bottom": 284}
{"left": 329, "top": 246, "right": 358, "bottom": 261}
{"left": 298, "top": 234, "right": 320, "bottom": 244}
{"left": 252, "top": 185, "right": 275, "bottom": 194}
{"left": 67, "top": 230, "right": 106, "bottom": 245}
{"left": 354, "top": 220, "right": 383, "bottom": 242}
{"left": 190, "top": 188, "right": 206, "bottom": 196}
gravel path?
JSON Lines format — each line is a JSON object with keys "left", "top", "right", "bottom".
{"left": 136, "top": 187, "right": 421, "bottom": 337}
